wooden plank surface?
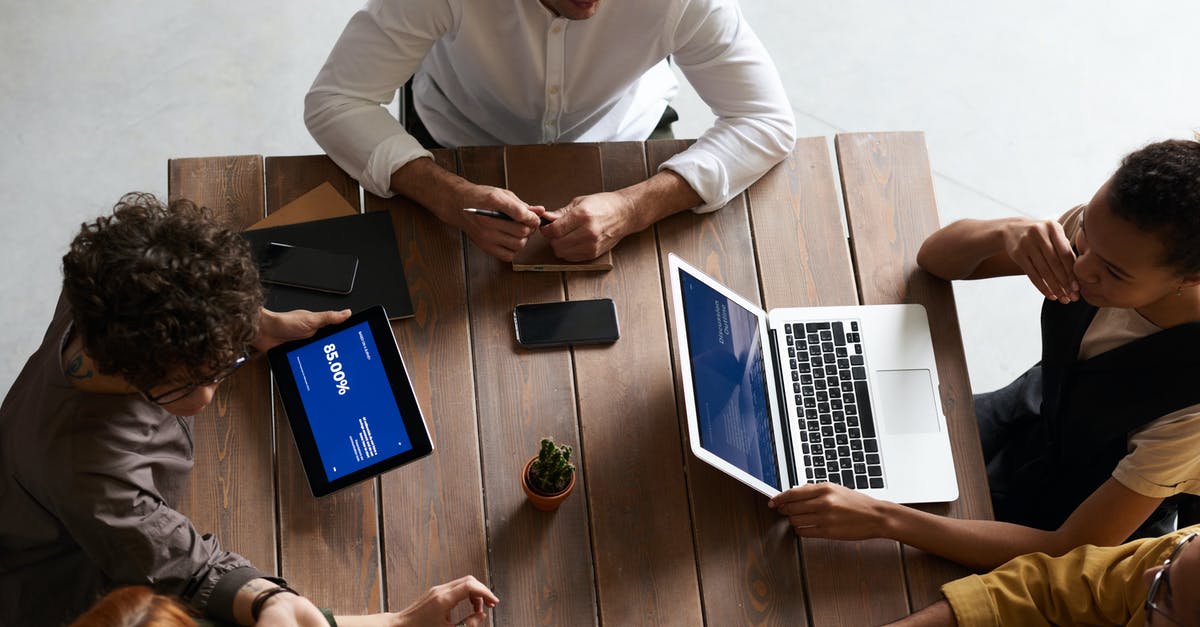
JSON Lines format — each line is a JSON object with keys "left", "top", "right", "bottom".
{"left": 167, "top": 155, "right": 277, "bottom": 573}
{"left": 834, "top": 132, "right": 993, "bottom": 609}
{"left": 368, "top": 150, "right": 492, "bottom": 610}
{"left": 264, "top": 155, "right": 384, "bottom": 613}
{"left": 564, "top": 142, "right": 703, "bottom": 626}
{"left": 747, "top": 138, "right": 912, "bottom": 625}
{"left": 458, "top": 145, "right": 598, "bottom": 626}
{"left": 651, "top": 139, "right": 809, "bottom": 626}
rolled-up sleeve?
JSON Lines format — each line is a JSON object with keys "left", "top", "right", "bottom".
{"left": 304, "top": 0, "right": 454, "bottom": 197}
{"left": 664, "top": 0, "right": 796, "bottom": 212}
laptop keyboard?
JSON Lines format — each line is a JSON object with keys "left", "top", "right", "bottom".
{"left": 784, "top": 320, "right": 885, "bottom": 490}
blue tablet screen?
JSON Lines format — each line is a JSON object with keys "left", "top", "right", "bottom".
{"left": 287, "top": 321, "right": 413, "bottom": 480}
{"left": 679, "top": 271, "right": 780, "bottom": 490}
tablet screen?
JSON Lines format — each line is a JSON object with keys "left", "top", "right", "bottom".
{"left": 285, "top": 320, "right": 413, "bottom": 481}
{"left": 269, "top": 305, "right": 433, "bottom": 497}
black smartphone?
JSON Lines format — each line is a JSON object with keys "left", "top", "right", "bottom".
{"left": 513, "top": 298, "right": 620, "bottom": 347}
{"left": 259, "top": 242, "right": 359, "bottom": 295}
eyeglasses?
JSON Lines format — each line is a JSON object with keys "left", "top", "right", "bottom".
{"left": 1146, "top": 531, "right": 1198, "bottom": 625}
{"left": 143, "top": 351, "right": 249, "bottom": 405}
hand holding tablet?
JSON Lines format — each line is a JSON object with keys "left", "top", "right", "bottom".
{"left": 268, "top": 305, "right": 433, "bottom": 496}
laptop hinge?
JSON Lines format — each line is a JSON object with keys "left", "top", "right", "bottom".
{"left": 768, "top": 328, "right": 799, "bottom": 489}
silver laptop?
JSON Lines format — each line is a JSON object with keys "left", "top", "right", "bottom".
{"left": 668, "top": 254, "right": 958, "bottom": 503}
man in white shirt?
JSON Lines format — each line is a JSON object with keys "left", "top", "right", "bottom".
{"left": 305, "top": 0, "right": 796, "bottom": 262}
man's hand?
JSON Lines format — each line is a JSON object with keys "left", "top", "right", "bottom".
{"left": 392, "top": 575, "right": 499, "bottom": 627}
{"left": 251, "top": 308, "right": 352, "bottom": 354}
{"left": 453, "top": 185, "right": 543, "bottom": 262}
{"left": 390, "top": 157, "right": 541, "bottom": 262}
{"left": 767, "top": 483, "right": 894, "bottom": 540}
{"left": 539, "top": 191, "right": 638, "bottom": 261}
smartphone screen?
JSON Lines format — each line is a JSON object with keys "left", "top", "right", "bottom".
{"left": 259, "top": 242, "right": 359, "bottom": 295}
{"left": 513, "top": 299, "right": 620, "bottom": 347}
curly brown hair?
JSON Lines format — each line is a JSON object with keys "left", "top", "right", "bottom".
{"left": 61, "top": 192, "right": 263, "bottom": 391}
{"left": 1109, "top": 138, "right": 1200, "bottom": 274}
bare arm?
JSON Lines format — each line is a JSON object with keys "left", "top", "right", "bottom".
{"left": 883, "top": 599, "right": 957, "bottom": 627}
{"left": 917, "top": 217, "right": 1079, "bottom": 302}
{"left": 769, "top": 477, "right": 1161, "bottom": 571}
{"left": 389, "top": 157, "right": 541, "bottom": 262}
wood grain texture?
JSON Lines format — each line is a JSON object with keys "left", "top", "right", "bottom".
{"left": 650, "top": 139, "right": 809, "bottom": 626}
{"left": 834, "top": 132, "right": 993, "bottom": 609}
{"left": 564, "top": 142, "right": 703, "bottom": 626}
{"left": 168, "top": 155, "right": 277, "bottom": 573}
{"left": 369, "top": 150, "right": 491, "bottom": 611}
{"left": 458, "top": 145, "right": 598, "bottom": 626}
{"left": 746, "top": 138, "right": 911, "bottom": 625}
{"left": 265, "top": 155, "right": 383, "bottom": 613}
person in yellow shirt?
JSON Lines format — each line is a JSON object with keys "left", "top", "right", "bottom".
{"left": 886, "top": 525, "right": 1199, "bottom": 626}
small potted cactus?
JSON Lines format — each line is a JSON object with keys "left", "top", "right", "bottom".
{"left": 521, "top": 437, "right": 576, "bottom": 511}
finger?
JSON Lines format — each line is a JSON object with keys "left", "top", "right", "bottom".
{"left": 452, "top": 578, "right": 500, "bottom": 605}
{"left": 471, "top": 215, "right": 534, "bottom": 238}
{"left": 1029, "top": 238, "right": 1073, "bottom": 300}
{"left": 1016, "top": 253, "right": 1059, "bottom": 300}
{"left": 539, "top": 205, "right": 580, "bottom": 239}
{"left": 767, "top": 485, "right": 822, "bottom": 508}
{"left": 529, "top": 205, "right": 555, "bottom": 224}
{"left": 546, "top": 227, "right": 603, "bottom": 261}
{"left": 487, "top": 198, "right": 541, "bottom": 229}
{"left": 1048, "top": 226, "right": 1080, "bottom": 296}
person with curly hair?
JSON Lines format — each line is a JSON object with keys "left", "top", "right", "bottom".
{"left": 0, "top": 194, "right": 498, "bottom": 626}
{"left": 765, "top": 138, "right": 1200, "bottom": 573}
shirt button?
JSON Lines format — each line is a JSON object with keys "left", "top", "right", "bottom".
{"left": 552, "top": 25, "right": 562, "bottom": 34}
{"left": 549, "top": 85, "right": 560, "bottom": 95}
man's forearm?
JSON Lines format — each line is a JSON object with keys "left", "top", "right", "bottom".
{"left": 388, "top": 157, "right": 472, "bottom": 224}
{"left": 615, "top": 169, "right": 703, "bottom": 233}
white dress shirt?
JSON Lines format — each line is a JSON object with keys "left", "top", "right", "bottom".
{"left": 305, "top": 0, "right": 796, "bottom": 211}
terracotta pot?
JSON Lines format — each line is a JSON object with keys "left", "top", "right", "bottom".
{"left": 521, "top": 456, "right": 575, "bottom": 511}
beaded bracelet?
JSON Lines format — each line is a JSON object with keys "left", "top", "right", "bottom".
{"left": 250, "top": 583, "right": 299, "bottom": 622}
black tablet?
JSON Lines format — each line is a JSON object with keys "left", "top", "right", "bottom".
{"left": 268, "top": 305, "right": 433, "bottom": 496}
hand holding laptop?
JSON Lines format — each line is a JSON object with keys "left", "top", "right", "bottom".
{"left": 768, "top": 482, "right": 895, "bottom": 541}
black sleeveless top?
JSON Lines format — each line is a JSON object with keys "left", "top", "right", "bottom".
{"left": 979, "top": 299, "right": 1200, "bottom": 534}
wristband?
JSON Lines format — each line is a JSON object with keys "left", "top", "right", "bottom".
{"left": 250, "top": 583, "right": 299, "bottom": 622}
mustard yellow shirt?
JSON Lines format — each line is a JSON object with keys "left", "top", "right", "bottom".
{"left": 943, "top": 526, "right": 1197, "bottom": 626}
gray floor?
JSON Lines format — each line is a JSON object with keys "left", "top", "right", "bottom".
{"left": 2, "top": 2, "right": 1198, "bottom": 400}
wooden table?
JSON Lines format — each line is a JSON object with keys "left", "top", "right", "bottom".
{"left": 168, "top": 132, "right": 992, "bottom": 626}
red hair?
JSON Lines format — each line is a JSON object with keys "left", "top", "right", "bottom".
{"left": 69, "top": 586, "right": 197, "bottom": 627}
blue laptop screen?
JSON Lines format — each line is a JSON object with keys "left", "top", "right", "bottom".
{"left": 287, "top": 321, "right": 414, "bottom": 481}
{"left": 679, "top": 271, "right": 780, "bottom": 490}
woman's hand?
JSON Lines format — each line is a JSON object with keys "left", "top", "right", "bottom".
{"left": 1001, "top": 219, "right": 1079, "bottom": 303}
{"left": 768, "top": 482, "right": 895, "bottom": 541}
{"left": 392, "top": 576, "right": 499, "bottom": 627}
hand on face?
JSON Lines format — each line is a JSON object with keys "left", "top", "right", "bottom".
{"left": 1003, "top": 219, "right": 1080, "bottom": 304}
{"left": 767, "top": 482, "right": 890, "bottom": 541}
{"left": 538, "top": 191, "right": 636, "bottom": 262}
{"left": 455, "top": 185, "right": 542, "bottom": 262}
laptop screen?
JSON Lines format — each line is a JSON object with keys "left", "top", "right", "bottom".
{"left": 286, "top": 320, "right": 415, "bottom": 481}
{"left": 678, "top": 271, "right": 780, "bottom": 490}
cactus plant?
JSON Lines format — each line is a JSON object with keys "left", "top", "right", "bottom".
{"left": 527, "top": 437, "right": 574, "bottom": 495}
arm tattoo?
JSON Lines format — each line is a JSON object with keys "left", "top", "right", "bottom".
{"left": 65, "top": 351, "right": 93, "bottom": 380}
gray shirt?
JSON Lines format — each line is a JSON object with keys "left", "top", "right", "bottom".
{"left": 0, "top": 295, "right": 262, "bottom": 625}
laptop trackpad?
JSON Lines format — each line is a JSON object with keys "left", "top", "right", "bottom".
{"left": 875, "top": 369, "right": 940, "bottom": 435}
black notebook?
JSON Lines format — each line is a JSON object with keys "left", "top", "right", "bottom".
{"left": 242, "top": 211, "right": 414, "bottom": 319}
